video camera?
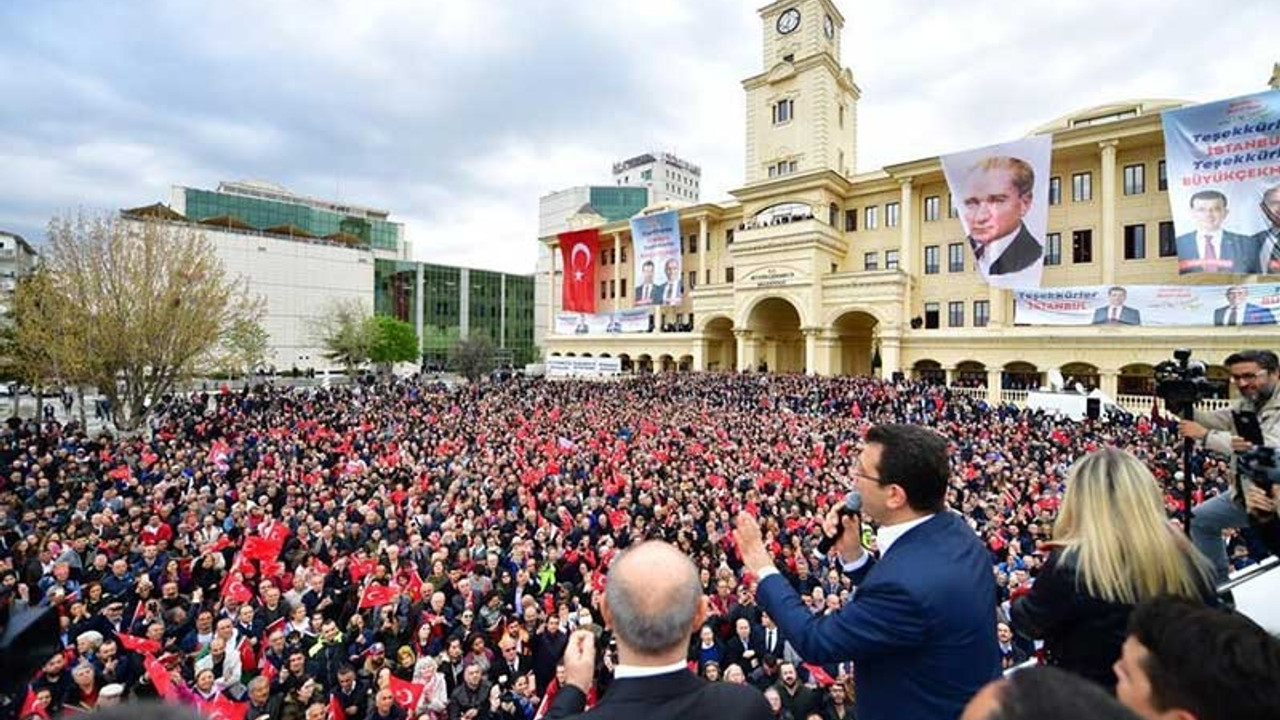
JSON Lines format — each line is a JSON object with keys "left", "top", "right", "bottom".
{"left": 1238, "top": 447, "right": 1280, "bottom": 492}
{"left": 1154, "top": 348, "right": 1214, "bottom": 418}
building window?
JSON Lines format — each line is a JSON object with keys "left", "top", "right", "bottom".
{"left": 948, "top": 301, "right": 964, "bottom": 328}
{"left": 839, "top": 104, "right": 845, "bottom": 128}
{"left": 885, "top": 249, "right": 900, "bottom": 270}
{"left": 725, "top": 267, "right": 735, "bottom": 283}
{"left": 620, "top": 278, "right": 627, "bottom": 297}
{"left": 620, "top": 247, "right": 627, "bottom": 262}
{"left": 1158, "top": 160, "right": 1167, "bottom": 192}
{"left": 947, "top": 193, "right": 957, "bottom": 218}
{"left": 610, "top": 279, "right": 616, "bottom": 298}
{"left": 688, "top": 270, "right": 696, "bottom": 289}
{"left": 1072, "top": 229, "right": 1093, "bottom": 263}
{"left": 865, "top": 206, "right": 879, "bottom": 229}
{"left": 772, "top": 98, "right": 795, "bottom": 124}
{"left": 924, "top": 245, "right": 940, "bottom": 274}
{"left": 1124, "top": 224, "right": 1146, "bottom": 260}
{"left": 768, "top": 160, "right": 799, "bottom": 178}
{"left": 974, "top": 300, "right": 990, "bottom": 328}
{"left": 726, "top": 229, "right": 734, "bottom": 245}
{"left": 1049, "top": 176, "right": 1061, "bottom": 205}
{"left": 864, "top": 252, "right": 878, "bottom": 271}
{"left": 1072, "top": 172, "right": 1093, "bottom": 202}
{"left": 829, "top": 203, "right": 839, "bottom": 226}
{"left": 1123, "top": 164, "right": 1145, "bottom": 195}
{"left": 600, "top": 281, "right": 607, "bottom": 299}
{"left": 924, "top": 302, "right": 940, "bottom": 329}
{"left": 705, "top": 269, "right": 712, "bottom": 285}
{"left": 924, "top": 196, "right": 940, "bottom": 222}
{"left": 688, "top": 234, "right": 698, "bottom": 253}
{"left": 1158, "top": 221, "right": 1176, "bottom": 257}
{"left": 1045, "top": 232, "right": 1062, "bottom": 265}
{"left": 844, "top": 209, "right": 857, "bottom": 231}
{"left": 886, "top": 202, "right": 900, "bottom": 228}
{"left": 948, "top": 242, "right": 964, "bottom": 272}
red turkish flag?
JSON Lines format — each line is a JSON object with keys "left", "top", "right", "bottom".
{"left": 199, "top": 695, "right": 247, "bottom": 720}
{"left": 224, "top": 578, "right": 254, "bottom": 605}
{"left": 117, "top": 632, "right": 162, "bottom": 655}
{"left": 243, "top": 536, "right": 282, "bottom": 563}
{"left": 405, "top": 568, "right": 425, "bottom": 603}
{"left": 558, "top": 228, "right": 598, "bottom": 313}
{"left": 328, "top": 693, "right": 347, "bottom": 720}
{"left": 144, "top": 654, "right": 176, "bottom": 700}
{"left": 348, "top": 557, "right": 376, "bottom": 583}
{"left": 387, "top": 675, "right": 424, "bottom": 711}
{"left": 803, "top": 663, "right": 836, "bottom": 687}
{"left": 20, "top": 688, "right": 50, "bottom": 720}
{"left": 358, "top": 583, "right": 399, "bottom": 609}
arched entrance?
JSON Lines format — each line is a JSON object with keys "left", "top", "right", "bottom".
{"left": 677, "top": 355, "right": 693, "bottom": 372}
{"left": 702, "top": 316, "right": 736, "bottom": 372}
{"left": 913, "top": 359, "right": 945, "bottom": 385}
{"left": 745, "top": 297, "right": 804, "bottom": 373}
{"left": 618, "top": 354, "right": 632, "bottom": 372}
{"left": 1119, "top": 363, "right": 1154, "bottom": 396}
{"left": 831, "top": 310, "right": 878, "bottom": 376}
{"left": 1003, "top": 361, "right": 1040, "bottom": 390}
{"left": 1061, "top": 362, "right": 1100, "bottom": 391}
{"left": 658, "top": 354, "right": 675, "bottom": 373}
{"left": 635, "top": 354, "right": 653, "bottom": 374}
{"left": 956, "top": 360, "right": 987, "bottom": 387}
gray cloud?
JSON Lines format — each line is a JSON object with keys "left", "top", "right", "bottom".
{"left": 0, "top": 0, "right": 1275, "bottom": 273}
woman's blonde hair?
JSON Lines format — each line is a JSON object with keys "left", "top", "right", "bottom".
{"left": 1053, "top": 448, "right": 1213, "bottom": 605}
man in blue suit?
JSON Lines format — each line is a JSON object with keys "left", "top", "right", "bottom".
{"left": 737, "top": 424, "right": 999, "bottom": 720}
{"left": 1175, "top": 189, "right": 1259, "bottom": 274}
{"left": 1213, "top": 285, "right": 1276, "bottom": 326}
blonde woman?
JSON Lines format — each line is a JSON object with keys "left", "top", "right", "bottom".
{"left": 1011, "top": 448, "right": 1216, "bottom": 690}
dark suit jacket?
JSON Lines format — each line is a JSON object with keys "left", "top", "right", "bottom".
{"left": 1175, "top": 231, "right": 1259, "bottom": 273}
{"left": 756, "top": 512, "right": 1000, "bottom": 720}
{"left": 546, "top": 670, "right": 771, "bottom": 720}
{"left": 635, "top": 283, "right": 662, "bottom": 306}
{"left": 758, "top": 625, "right": 786, "bottom": 659}
{"left": 722, "top": 633, "right": 763, "bottom": 671}
{"left": 1214, "top": 303, "right": 1276, "bottom": 325}
{"left": 985, "top": 224, "right": 1043, "bottom": 276}
{"left": 1091, "top": 305, "right": 1142, "bottom": 325}
{"left": 659, "top": 280, "right": 684, "bottom": 305}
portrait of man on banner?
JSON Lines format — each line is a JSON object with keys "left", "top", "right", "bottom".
{"left": 941, "top": 135, "right": 1051, "bottom": 289}
{"left": 629, "top": 210, "right": 682, "bottom": 309}
{"left": 659, "top": 257, "right": 684, "bottom": 305}
{"left": 1161, "top": 88, "right": 1280, "bottom": 275}
{"left": 557, "top": 228, "right": 599, "bottom": 314}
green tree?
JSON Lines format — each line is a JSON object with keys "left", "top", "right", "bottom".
{"left": 212, "top": 317, "right": 273, "bottom": 378}
{"left": 369, "top": 315, "right": 419, "bottom": 370}
{"left": 313, "top": 299, "right": 377, "bottom": 377}
{"left": 450, "top": 333, "right": 495, "bottom": 383}
{"left": 31, "top": 214, "right": 260, "bottom": 431}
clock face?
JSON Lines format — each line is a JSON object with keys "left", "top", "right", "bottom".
{"left": 777, "top": 8, "right": 800, "bottom": 35}
{"left": 824, "top": 14, "right": 835, "bottom": 39}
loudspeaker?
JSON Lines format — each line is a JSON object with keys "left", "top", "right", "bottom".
{"left": 1086, "top": 397, "right": 1101, "bottom": 420}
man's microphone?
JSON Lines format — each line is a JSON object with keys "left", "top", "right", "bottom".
{"left": 817, "top": 490, "right": 862, "bottom": 555}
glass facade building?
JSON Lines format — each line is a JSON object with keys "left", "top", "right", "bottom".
{"left": 377, "top": 260, "right": 536, "bottom": 369}
{"left": 588, "top": 187, "right": 649, "bottom": 222}
{"left": 182, "top": 188, "right": 401, "bottom": 250}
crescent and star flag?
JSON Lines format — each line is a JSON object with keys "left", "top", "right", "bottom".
{"left": 358, "top": 583, "right": 400, "bottom": 609}
{"left": 117, "top": 632, "right": 161, "bottom": 655}
{"left": 387, "top": 675, "right": 424, "bottom": 711}
{"left": 558, "top": 228, "right": 599, "bottom": 313}
{"left": 242, "top": 535, "right": 282, "bottom": 563}
{"left": 198, "top": 695, "right": 247, "bottom": 720}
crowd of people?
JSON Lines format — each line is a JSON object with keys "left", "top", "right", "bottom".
{"left": 0, "top": 372, "right": 1275, "bottom": 720}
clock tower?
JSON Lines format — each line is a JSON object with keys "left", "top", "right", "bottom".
{"left": 743, "top": 0, "right": 860, "bottom": 184}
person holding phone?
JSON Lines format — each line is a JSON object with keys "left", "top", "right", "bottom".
{"left": 1178, "top": 349, "right": 1280, "bottom": 582}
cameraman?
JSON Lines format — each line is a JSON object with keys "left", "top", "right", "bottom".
{"left": 1178, "top": 349, "right": 1280, "bottom": 582}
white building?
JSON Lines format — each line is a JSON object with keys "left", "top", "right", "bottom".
{"left": 611, "top": 152, "right": 702, "bottom": 205}
{"left": 0, "top": 230, "right": 39, "bottom": 308}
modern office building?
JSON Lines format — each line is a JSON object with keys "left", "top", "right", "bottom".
{"left": 612, "top": 152, "right": 702, "bottom": 205}
{"left": 123, "top": 181, "right": 534, "bottom": 372}
{"left": 540, "top": 0, "right": 1276, "bottom": 403}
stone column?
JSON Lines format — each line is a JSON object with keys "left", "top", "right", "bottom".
{"left": 802, "top": 327, "right": 821, "bottom": 376}
{"left": 898, "top": 178, "right": 915, "bottom": 326}
{"left": 691, "top": 338, "right": 705, "bottom": 372}
{"left": 880, "top": 337, "right": 901, "bottom": 380}
{"left": 945, "top": 366, "right": 955, "bottom": 386}
{"left": 735, "top": 329, "right": 756, "bottom": 372}
{"left": 1100, "top": 369, "right": 1119, "bottom": 398}
{"left": 698, "top": 217, "right": 708, "bottom": 289}
{"left": 1100, "top": 140, "right": 1118, "bottom": 285}
{"left": 986, "top": 369, "right": 1002, "bottom": 403}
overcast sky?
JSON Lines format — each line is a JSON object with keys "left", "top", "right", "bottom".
{"left": 0, "top": 0, "right": 1275, "bottom": 274}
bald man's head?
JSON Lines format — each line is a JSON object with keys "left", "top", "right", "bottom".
{"left": 604, "top": 541, "right": 703, "bottom": 657}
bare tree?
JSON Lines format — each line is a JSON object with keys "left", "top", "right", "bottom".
{"left": 312, "top": 298, "right": 378, "bottom": 377}
{"left": 450, "top": 333, "right": 496, "bottom": 383}
{"left": 33, "top": 213, "right": 260, "bottom": 431}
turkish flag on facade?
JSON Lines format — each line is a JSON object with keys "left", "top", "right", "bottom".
{"left": 387, "top": 675, "right": 424, "bottom": 711}
{"left": 558, "top": 229, "right": 598, "bottom": 313}
{"left": 358, "top": 583, "right": 399, "bottom": 609}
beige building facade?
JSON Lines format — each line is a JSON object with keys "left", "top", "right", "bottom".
{"left": 541, "top": 0, "right": 1276, "bottom": 403}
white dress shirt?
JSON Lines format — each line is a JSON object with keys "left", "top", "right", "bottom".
{"left": 613, "top": 659, "right": 690, "bottom": 679}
